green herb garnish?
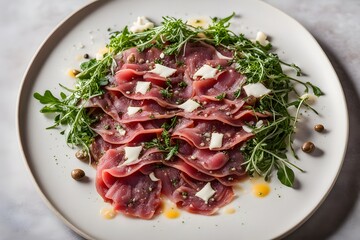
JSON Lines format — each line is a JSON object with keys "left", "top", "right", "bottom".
{"left": 215, "top": 92, "right": 226, "bottom": 100}
{"left": 160, "top": 87, "right": 173, "bottom": 99}
{"left": 144, "top": 117, "right": 179, "bottom": 160}
{"left": 178, "top": 81, "right": 188, "bottom": 89}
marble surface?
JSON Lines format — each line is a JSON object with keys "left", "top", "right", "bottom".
{"left": 2, "top": 0, "right": 359, "bottom": 239}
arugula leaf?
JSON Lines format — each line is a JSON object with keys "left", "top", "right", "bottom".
{"left": 80, "top": 58, "right": 97, "bottom": 71}
{"left": 205, "top": 12, "right": 236, "bottom": 46}
{"left": 306, "top": 81, "right": 324, "bottom": 97}
{"left": 277, "top": 165, "right": 295, "bottom": 187}
{"left": 34, "top": 90, "right": 60, "bottom": 104}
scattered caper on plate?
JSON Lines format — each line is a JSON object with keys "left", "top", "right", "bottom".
{"left": 302, "top": 141, "right": 315, "bottom": 153}
{"left": 71, "top": 169, "right": 85, "bottom": 180}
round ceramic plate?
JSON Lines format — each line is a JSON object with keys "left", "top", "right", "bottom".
{"left": 17, "top": 0, "right": 348, "bottom": 239}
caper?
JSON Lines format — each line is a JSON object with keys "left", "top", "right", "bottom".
{"left": 72, "top": 69, "right": 80, "bottom": 76}
{"left": 75, "top": 149, "right": 89, "bottom": 162}
{"left": 126, "top": 53, "right": 136, "bottom": 63}
{"left": 245, "top": 95, "right": 257, "bottom": 106}
{"left": 302, "top": 141, "right": 315, "bottom": 153}
{"left": 314, "top": 124, "right": 324, "bottom": 132}
{"left": 71, "top": 169, "right": 85, "bottom": 180}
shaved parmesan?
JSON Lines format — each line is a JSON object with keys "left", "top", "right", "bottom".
{"left": 215, "top": 50, "right": 232, "bottom": 60}
{"left": 193, "top": 64, "right": 218, "bottom": 79}
{"left": 195, "top": 182, "right": 216, "bottom": 204}
{"left": 209, "top": 132, "right": 224, "bottom": 150}
{"left": 243, "top": 83, "right": 271, "bottom": 98}
{"left": 242, "top": 125, "right": 253, "bottom": 133}
{"left": 135, "top": 81, "right": 151, "bottom": 94}
{"left": 130, "top": 16, "right": 154, "bottom": 33}
{"left": 127, "top": 106, "right": 142, "bottom": 116}
{"left": 121, "top": 146, "right": 142, "bottom": 166}
{"left": 149, "top": 64, "right": 177, "bottom": 78}
{"left": 178, "top": 99, "right": 201, "bottom": 112}
{"left": 149, "top": 172, "right": 159, "bottom": 181}
{"left": 255, "top": 31, "right": 270, "bottom": 46}
{"left": 255, "top": 120, "right": 264, "bottom": 128}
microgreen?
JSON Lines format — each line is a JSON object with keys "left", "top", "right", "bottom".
{"left": 178, "top": 81, "right": 188, "bottom": 89}
{"left": 215, "top": 92, "right": 226, "bottom": 100}
{"left": 160, "top": 87, "right": 173, "bottom": 99}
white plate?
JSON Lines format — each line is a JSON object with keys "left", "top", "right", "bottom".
{"left": 17, "top": 0, "right": 348, "bottom": 239}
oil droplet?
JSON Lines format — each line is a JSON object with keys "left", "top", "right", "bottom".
{"left": 252, "top": 182, "right": 270, "bottom": 198}
{"left": 100, "top": 207, "right": 117, "bottom": 219}
{"left": 164, "top": 206, "right": 180, "bottom": 219}
{"left": 224, "top": 207, "right": 236, "bottom": 214}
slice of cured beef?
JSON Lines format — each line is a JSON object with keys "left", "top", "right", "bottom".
{"left": 96, "top": 146, "right": 163, "bottom": 219}
{"left": 90, "top": 41, "right": 273, "bottom": 219}
{"left": 172, "top": 119, "right": 253, "bottom": 150}
{"left": 154, "top": 167, "right": 234, "bottom": 215}
{"left": 91, "top": 114, "right": 164, "bottom": 144}
{"left": 86, "top": 90, "right": 178, "bottom": 122}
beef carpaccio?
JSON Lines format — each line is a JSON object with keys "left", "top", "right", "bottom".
{"left": 34, "top": 14, "right": 323, "bottom": 221}
{"left": 89, "top": 42, "right": 269, "bottom": 219}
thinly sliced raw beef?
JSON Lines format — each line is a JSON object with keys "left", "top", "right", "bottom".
{"left": 154, "top": 167, "right": 234, "bottom": 215}
{"left": 172, "top": 119, "right": 253, "bottom": 150}
{"left": 96, "top": 147, "right": 163, "bottom": 219}
{"left": 92, "top": 114, "right": 164, "bottom": 144}
{"left": 104, "top": 172, "right": 162, "bottom": 219}
{"left": 92, "top": 40, "right": 272, "bottom": 219}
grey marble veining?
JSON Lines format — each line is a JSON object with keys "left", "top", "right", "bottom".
{"left": 2, "top": 0, "right": 359, "bottom": 239}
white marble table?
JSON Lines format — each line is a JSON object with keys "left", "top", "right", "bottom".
{"left": 2, "top": 0, "right": 359, "bottom": 239}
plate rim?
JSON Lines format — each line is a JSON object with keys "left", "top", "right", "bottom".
{"left": 16, "top": 1, "right": 103, "bottom": 239}
{"left": 16, "top": 0, "right": 350, "bottom": 239}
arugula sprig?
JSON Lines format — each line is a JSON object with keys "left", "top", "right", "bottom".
{"left": 241, "top": 93, "right": 308, "bottom": 187}
{"left": 34, "top": 52, "right": 115, "bottom": 149}
{"left": 227, "top": 33, "right": 324, "bottom": 186}
{"left": 108, "top": 13, "right": 241, "bottom": 56}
